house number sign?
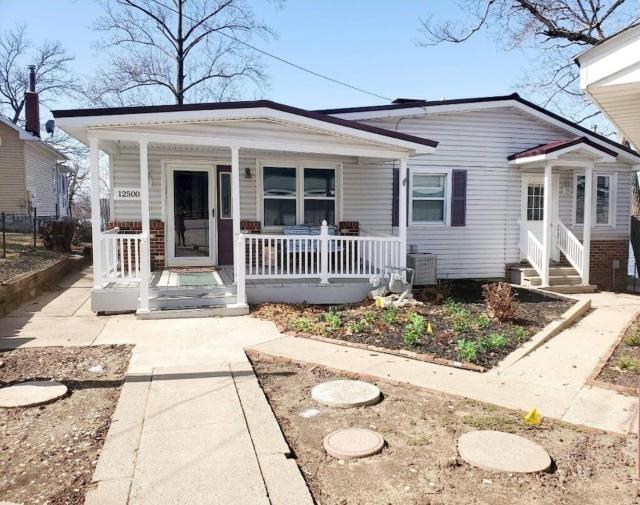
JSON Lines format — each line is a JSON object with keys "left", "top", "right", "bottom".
{"left": 114, "top": 187, "right": 142, "bottom": 200}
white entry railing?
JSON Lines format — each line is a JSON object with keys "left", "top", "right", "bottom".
{"left": 556, "top": 220, "right": 584, "bottom": 276}
{"left": 526, "top": 230, "right": 545, "bottom": 279}
{"left": 240, "top": 221, "right": 402, "bottom": 283}
{"left": 98, "top": 228, "right": 145, "bottom": 285}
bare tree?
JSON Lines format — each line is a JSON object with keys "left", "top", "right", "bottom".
{"left": 418, "top": 1, "right": 640, "bottom": 128}
{"left": 87, "top": 0, "right": 274, "bottom": 106}
{"left": 0, "top": 26, "right": 79, "bottom": 125}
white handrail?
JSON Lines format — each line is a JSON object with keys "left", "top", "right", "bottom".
{"left": 243, "top": 220, "right": 402, "bottom": 281}
{"left": 98, "top": 231, "right": 144, "bottom": 286}
{"left": 526, "top": 230, "right": 545, "bottom": 279}
{"left": 556, "top": 221, "right": 584, "bottom": 276}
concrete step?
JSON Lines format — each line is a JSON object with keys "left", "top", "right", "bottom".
{"left": 523, "top": 275, "right": 583, "bottom": 287}
{"left": 148, "top": 293, "right": 237, "bottom": 310}
{"left": 541, "top": 285, "right": 598, "bottom": 294}
{"left": 519, "top": 266, "right": 578, "bottom": 278}
{"left": 136, "top": 303, "right": 249, "bottom": 319}
{"left": 149, "top": 286, "right": 235, "bottom": 298}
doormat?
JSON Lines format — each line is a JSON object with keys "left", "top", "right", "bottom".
{"left": 168, "top": 267, "right": 218, "bottom": 273}
{"left": 177, "top": 272, "right": 223, "bottom": 287}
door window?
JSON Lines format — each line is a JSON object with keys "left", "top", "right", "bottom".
{"left": 174, "top": 170, "right": 209, "bottom": 258}
{"left": 526, "top": 183, "right": 544, "bottom": 221}
{"left": 219, "top": 172, "right": 232, "bottom": 219}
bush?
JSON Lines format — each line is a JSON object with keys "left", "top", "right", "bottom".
{"left": 479, "top": 332, "right": 509, "bottom": 351}
{"left": 291, "top": 316, "right": 312, "bottom": 333}
{"left": 475, "top": 313, "right": 492, "bottom": 330}
{"left": 457, "top": 339, "right": 478, "bottom": 362}
{"left": 323, "top": 309, "right": 342, "bottom": 331}
{"left": 617, "top": 355, "right": 640, "bottom": 372}
{"left": 40, "top": 220, "right": 74, "bottom": 252}
{"left": 624, "top": 331, "right": 640, "bottom": 347}
{"left": 482, "top": 283, "right": 519, "bottom": 322}
{"left": 381, "top": 307, "right": 398, "bottom": 325}
{"left": 348, "top": 319, "right": 367, "bottom": 334}
{"left": 511, "top": 325, "right": 528, "bottom": 342}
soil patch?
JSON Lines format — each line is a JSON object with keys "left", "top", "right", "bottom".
{"left": 251, "top": 284, "right": 571, "bottom": 370}
{"left": 0, "top": 345, "right": 132, "bottom": 505}
{"left": 250, "top": 353, "right": 639, "bottom": 505}
{"left": 597, "top": 315, "right": 640, "bottom": 392}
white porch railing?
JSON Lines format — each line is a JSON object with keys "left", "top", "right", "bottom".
{"left": 526, "top": 230, "right": 545, "bottom": 279}
{"left": 556, "top": 221, "right": 584, "bottom": 276}
{"left": 98, "top": 228, "right": 145, "bottom": 285}
{"left": 240, "top": 221, "right": 402, "bottom": 283}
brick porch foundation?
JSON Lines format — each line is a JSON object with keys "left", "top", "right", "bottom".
{"left": 108, "top": 220, "right": 166, "bottom": 270}
{"left": 589, "top": 239, "right": 628, "bottom": 291}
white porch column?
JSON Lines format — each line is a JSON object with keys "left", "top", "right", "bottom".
{"left": 398, "top": 157, "right": 408, "bottom": 268}
{"left": 89, "top": 138, "right": 102, "bottom": 289}
{"left": 231, "top": 146, "right": 241, "bottom": 287}
{"left": 139, "top": 141, "right": 150, "bottom": 312}
{"left": 541, "top": 162, "right": 553, "bottom": 287}
{"left": 582, "top": 164, "right": 593, "bottom": 286}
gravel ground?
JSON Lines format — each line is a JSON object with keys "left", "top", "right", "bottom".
{"left": 250, "top": 353, "right": 640, "bottom": 505}
{"left": 0, "top": 345, "right": 132, "bottom": 505}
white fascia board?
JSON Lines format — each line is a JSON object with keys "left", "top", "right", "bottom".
{"left": 56, "top": 107, "right": 435, "bottom": 156}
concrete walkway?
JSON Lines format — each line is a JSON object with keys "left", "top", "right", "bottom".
{"left": 0, "top": 268, "right": 313, "bottom": 505}
{"left": 249, "top": 291, "right": 640, "bottom": 435}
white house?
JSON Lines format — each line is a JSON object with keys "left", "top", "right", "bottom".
{"left": 0, "top": 66, "right": 68, "bottom": 225}
{"left": 52, "top": 93, "right": 640, "bottom": 317}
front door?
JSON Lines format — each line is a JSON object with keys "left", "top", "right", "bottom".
{"left": 217, "top": 166, "right": 234, "bottom": 265}
{"left": 167, "top": 166, "right": 216, "bottom": 267}
{"left": 520, "top": 175, "right": 559, "bottom": 261}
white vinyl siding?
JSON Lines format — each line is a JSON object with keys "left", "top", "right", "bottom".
{"left": 24, "top": 142, "right": 62, "bottom": 217}
{"left": 0, "top": 122, "right": 27, "bottom": 213}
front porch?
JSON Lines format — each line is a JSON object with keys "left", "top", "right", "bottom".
{"left": 57, "top": 101, "right": 436, "bottom": 316}
{"left": 508, "top": 137, "right": 618, "bottom": 292}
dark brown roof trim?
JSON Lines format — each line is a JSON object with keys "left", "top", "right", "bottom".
{"left": 508, "top": 136, "right": 618, "bottom": 160}
{"left": 318, "top": 93, "right": 640, "bottom": 160}
{"left": 52, "top": 99, "right": 438, "bottom": 149}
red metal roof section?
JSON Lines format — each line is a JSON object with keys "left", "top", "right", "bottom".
{"left": 508, "top": 136, "right": 618, "bottom": 161}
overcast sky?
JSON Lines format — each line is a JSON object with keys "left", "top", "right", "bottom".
{"left": 2, "top": 0, "right": 534, "bottom": 115}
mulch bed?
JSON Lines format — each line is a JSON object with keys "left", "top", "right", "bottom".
{"left": 251, "top": 283, "right": 572, "bottom": 371}
{"left": 250, "top": 354, "right": 639, "bottom": 505}
{"left": 0, "top": 249, "right": 65, "bottom": 284}
{"left": 0, "top": 345, "right": 132, "bottom": 505}
{"left": 596, "top": 315, "right": 640, "bottom": 393}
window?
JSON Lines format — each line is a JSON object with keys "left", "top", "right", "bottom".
{"left": 263, "top": 166, "right": 297, "bottom": 226}
{"left": 526, "top": 183, "right": 544, "bottom": 221}
{"left": 574, "top": 173, "right": 614, "bottom": 226}
{"left": 303, "top": 168, "right": 335, "bottom": 225}
{"left": 219, "top": 172, "right": 232, "bottom": 219}
{"left": 411, "top": 173, "right": 446, "bottom": 223}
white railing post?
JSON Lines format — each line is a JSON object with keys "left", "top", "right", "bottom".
{"left": 89, "top": 138, "right": 103, "bottom": 288}
{"left": 582, "top": 164, "right": 593, "bottom": 286}
{"left": 236, "top": 233, "right": 247, "bottom": 305}
{"left": 541, "top": 162, "right": 553, "bottom": 287}
{"left": 139, "top": 140, "right": 150, "bottom": 312}
{"left": 320, "top": 220, "right": 329, "bottom": 284}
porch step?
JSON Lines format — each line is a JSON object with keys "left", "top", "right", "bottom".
{"left": 149, "top": 286, "right": 235, "bottom": 298}
{"left": 520, "top": 266, "right": 578, "bottom": 278}
{"left": 510, "top": 262, "right": 597, "bottom": 294}
{"left": 522, "top": 275, "right": 583, "bottom": 287}
{"left": 148, "top": 292, "right": 237, "bottom": 310}
{"left": 136, "top": 304, "right": 249, "bottom": 319}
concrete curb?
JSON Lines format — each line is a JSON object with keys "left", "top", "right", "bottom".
{"left": 494, "top": 298, "right": 592, "bottom": 373}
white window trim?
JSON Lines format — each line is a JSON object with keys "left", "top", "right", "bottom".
{"left": 257, "top": 160, "right": 342, "bottom": 231}
{"left": 409, "top": 167, "right": 452, "bottom": 227}
{"left": 571, "top": 171, "right": 617, "bottom": 229}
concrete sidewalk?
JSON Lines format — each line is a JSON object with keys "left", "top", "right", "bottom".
{"left": 0, "top": 268, "right": 313, "bottom": 505}
{"left": 249, "top": 291, "right": 640, "bottom": 435}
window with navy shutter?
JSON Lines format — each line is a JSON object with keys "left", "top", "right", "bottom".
{"left": 450, "top": 169, "right": 467, "bottom": 226}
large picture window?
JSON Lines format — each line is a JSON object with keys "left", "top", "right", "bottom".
{"left": 303, "top": 168, "right": 335, "bottom": 225}
{"left": 411, "top": 173, "right": 447, "bottom": 223}
{"left": 263, "top": 166, "right": 297, "bottom": 226}
{"left": 574, "top": 173, "right": 614, "bottom": 226}
{"left": 261, "top": 163, "right": 339, "bottom": 227}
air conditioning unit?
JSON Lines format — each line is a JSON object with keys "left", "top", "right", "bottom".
{"left": 407, "top": 252, "right": 437, "bottom": 286}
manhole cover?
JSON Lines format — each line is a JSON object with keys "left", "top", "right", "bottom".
{"left": 458, "top": 430, "right": 552, "bottom": 473}
{"left": 0, "top": 381, "right": 68, "bottom": 408}
{"left": 324, "top": 428, "right": 385, "bottom": 459}
{"left": 311, "top": 380, "right": 381, "bottom": 408}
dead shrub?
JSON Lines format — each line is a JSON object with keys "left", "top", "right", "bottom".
{"left": 482, "top": 282, "right": 518, "bottom": 322}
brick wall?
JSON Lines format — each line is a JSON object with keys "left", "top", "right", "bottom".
{"left": 589, "top": 239, "right": 628, "bottom": 291}
{"left": 108, "top": 220, "right": 166, "bottom": 270}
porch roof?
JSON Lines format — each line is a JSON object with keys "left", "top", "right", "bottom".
{"left": 52, "top": 99, "right": 438, "bottom": 157}
{"left": 507, "top": 137, "right": 618, "bottom": 166}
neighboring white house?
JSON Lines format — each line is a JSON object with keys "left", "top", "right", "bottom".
{"left": 0, "top": 67, "right": 68, "bottom": 224}
{"left": 52, "top": 93, "right": 640, "bottom": 317}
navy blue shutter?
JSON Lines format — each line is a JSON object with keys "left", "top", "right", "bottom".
{"left": 392, "top": 167, "right": 399, "bottom": 227}
{"left": 451, "top": 169, "right": 467, "bottom": 226}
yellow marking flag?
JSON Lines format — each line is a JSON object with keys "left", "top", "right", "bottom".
{"left": 523, "top": 408, "right": 542, "bottom": 426}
